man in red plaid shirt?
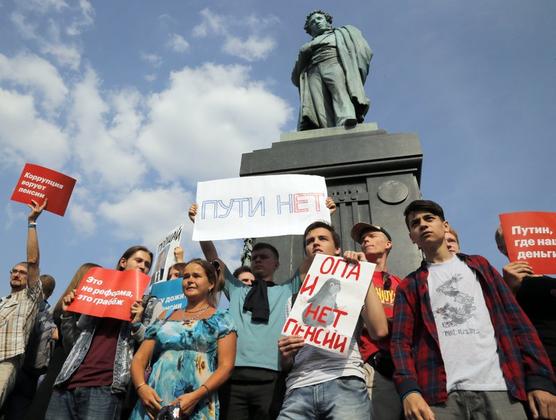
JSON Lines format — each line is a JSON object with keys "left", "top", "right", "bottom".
{"left": 391, "top": 200, "right": 556, "bottom": 420}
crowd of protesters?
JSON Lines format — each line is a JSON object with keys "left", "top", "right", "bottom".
{"left": 0, "top": 197, "right": 555, "bottom": 420}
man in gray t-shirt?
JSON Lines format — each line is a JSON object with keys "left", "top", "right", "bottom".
{"left": 277, "top": 221, "right": 387, "bottom": 419}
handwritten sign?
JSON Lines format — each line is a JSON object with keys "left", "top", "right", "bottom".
{"left": 193, "top": 175, "right": 330, "bottom": 241}
{"left": 500, "top": 212, "right": 556, "bottom": 274}
{"left": 11, "top": 163, "right": 76, "bottom": 216}
{"left": 282, "top": 254, "right": 374, "bottom": 355}
{"left": 151, "top": 224, "right": 184, "bottom": 283}
{"left": 150, "top": 278, "right": 187, "bottom": 311}
{"left": 67, "top": 267, "right": 150, "bottom": 321}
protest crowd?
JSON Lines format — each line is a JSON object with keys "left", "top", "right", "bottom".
{"left": 1, "top": 194, "right": 555, "bottom": 420}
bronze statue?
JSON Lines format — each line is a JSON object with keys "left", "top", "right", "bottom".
{"left": 292, "top": 11, "right": 372, "bottom": 131}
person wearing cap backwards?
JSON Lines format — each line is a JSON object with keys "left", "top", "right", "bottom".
{"left": 345, "top": 222, "right": 403, "bottom": 420}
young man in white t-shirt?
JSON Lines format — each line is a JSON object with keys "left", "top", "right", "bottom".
{"left": 276, "top": 221, "right": 387, "bottom": 420}
{"left": 391, "top": 199, "right": 556, "bottom": 420}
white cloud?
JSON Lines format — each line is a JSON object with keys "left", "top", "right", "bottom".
{"left": 98, "top": 185, "right": 193, "bottom": 247}
{"left": 42, "top": 42, "right": 81, "bottom": 70}
{"left": 145, "top": 74, "right": 156, "bottom": 82}
{"left": 14, "top": 0, "right": 68, "bottom": 14}
{"left": 10, "top": 12, "right": 37, "bottom": 39}
{"left": 9, "top": 0, "right": 94, "bottom": 71}
{"left": 0, "top": 53, "right": 68, "bottom": 111}
{"left": 3, "top": 204, "right": 24, "bottom": 230}
{"left": 192, "top": 8, "right": 277, "bottom": 61}
{"left": 192, "top": 8, "right": 225, "bottom": 38}
{"left": 167, "top": 33, "right": 190, "bottom": 53}
{"left": 107, "top": 89, "right": 144, "bottom": 146}
{"left": 68, "top": 202, "right": 96, "bottom": 235}
{"left": 136, "top": 63, "right": 292, "bottom": 181}
{"left": 141, "top": 52, "right": 162, "bottom": 68}
{"left": 223, "top": 35, "right": 276, "bottom": 62}
{"left": 67, "top": 0, "right": 94, "bottom": 36}
{"left": 68, "top": 69, "right": 147, "bottom": 189}
{"left": 0, "top": 88, "right": 70, "bottom": 168}
{"left": 41, "top": 21, "right": 82, "bottom": 69}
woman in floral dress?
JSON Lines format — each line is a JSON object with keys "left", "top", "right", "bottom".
{"left": 130, "top": 259, "right": 237, "bottom": 419}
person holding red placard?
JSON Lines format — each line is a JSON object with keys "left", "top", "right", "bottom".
{"left": 496, "top": 226, "right": 556, "bottom": 373}
{"left": 0, "top": 199, "right": 46, "bottom": 410}
{"left": 45, "top": 245, "right": 153, "bottom": 420}
{"left": 129, "top": 259, "right": 237, "bottom": 420}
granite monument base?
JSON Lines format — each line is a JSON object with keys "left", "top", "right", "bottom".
{"left": 240, "top": 123, "right": 423, "bottom": 281}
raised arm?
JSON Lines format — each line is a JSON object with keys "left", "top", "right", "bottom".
{"left": 343, "top": 251, "right": 388, "bottom": 340}
{"left": 26, "top": 198, "right": 47, "bottom": 289}
{"left": 174, "top": 246, "right": 185, "bottom": 263}
{"left": 188, "top": 204, "right": 219, "bottom": 262}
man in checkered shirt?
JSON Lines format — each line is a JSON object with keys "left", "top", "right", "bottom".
{"left": 0, "top": 199, "right": 46, "bottom": 408}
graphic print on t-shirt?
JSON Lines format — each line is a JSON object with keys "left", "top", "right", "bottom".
{"left": 428, "top": 257, "right": 507, "bottom": 391}
{"left": 434, "top": 273, "right": 477, "bottom": 332}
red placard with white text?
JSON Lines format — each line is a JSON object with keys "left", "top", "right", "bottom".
{"left": 66, "top": 267, "right": 150, "bottom": 321}
{"left": 500, "top": 212, "right": 556, "bottom": 274}
{"left": 10, "top": 163, "right": 76, "bottom": 216}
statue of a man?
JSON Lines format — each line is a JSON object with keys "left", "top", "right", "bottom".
{"left": 292, "top": 11, "right": 372, "bottom": 131}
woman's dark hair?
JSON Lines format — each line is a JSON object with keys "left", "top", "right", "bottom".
{"left": 116, "top": 245, "right": 153, "bottom": 272}
{"left": 167, "top": 262, "right": 188, "bottom": 279}
{"left": 233, "top": 266, "right": 253, "bottom": 278}
{"left": 184, "top": 259, "right": 224, "bottom": 307}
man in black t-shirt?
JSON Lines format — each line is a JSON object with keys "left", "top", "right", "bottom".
{"left": 495, "top": 226, "right": 556, "bottom": 370}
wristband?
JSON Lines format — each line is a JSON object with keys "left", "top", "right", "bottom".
{"left": 200, "top": 384, "right": 209, "bottom": 395}
{"left": 28, "top": 222, "right": 37, "bottom": 228}
{"left": 136, "top": 382, "right": 147, "bottom": 391}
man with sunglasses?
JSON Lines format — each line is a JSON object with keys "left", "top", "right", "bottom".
{"left": 0, "top": 199, "right": 47, "bottom": 408}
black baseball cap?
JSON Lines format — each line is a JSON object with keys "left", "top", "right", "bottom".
{"left": 351, "top": 222, "right": 392, "bottom": 243}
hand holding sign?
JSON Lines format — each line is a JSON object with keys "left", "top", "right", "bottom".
{"left": 11, "top": 163, "right": 76, "bottom": 216}
{"left": 193, "top": 175, "right": 330, "bottom": 241}
{"left": 499, "top": 212, "right": 556, "bottom": 275}
{"left": 66, "top": 267, "right": 150, "bottom": 321}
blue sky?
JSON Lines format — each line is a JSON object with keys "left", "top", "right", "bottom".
{"left": 1, "top": 0, "right": 555, "bottom": 301}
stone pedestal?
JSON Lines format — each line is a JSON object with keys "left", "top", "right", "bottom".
{"left": 239, "top": 123, "right": 423, "bottom": 280}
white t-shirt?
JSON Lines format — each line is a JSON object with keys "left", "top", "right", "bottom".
{"left": 284, "top": 296, "right": 366, "bottom": 393}
{"left": 427, "top": 256, "right": 507, "bottom": 392}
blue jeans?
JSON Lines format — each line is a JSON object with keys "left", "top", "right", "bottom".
{"left": 45, "top": 386, "right": 123, "bottom": 420}
{"left": 278, "top": 376, "right": 371, "bottom": 420}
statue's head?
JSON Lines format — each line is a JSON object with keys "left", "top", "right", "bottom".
{"left": 304, "top": 10, "right": 333, "bottom": 37}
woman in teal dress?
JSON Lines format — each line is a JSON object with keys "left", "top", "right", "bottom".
{"left": 130, "top": 259, "right": 237, "bottom": 419}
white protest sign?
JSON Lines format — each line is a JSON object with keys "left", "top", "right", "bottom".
{"left": 193, "top": 175, "right": 330, "bottom": 241}
{"left": 151, "top": 224, "right": 184, "bottom": 283}
{"left": 282, "top": 254, "right": 375, "bottom": 355}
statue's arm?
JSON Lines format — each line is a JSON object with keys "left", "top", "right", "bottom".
{"left": 291, "top": 42, "right": 313, "bottom": 87}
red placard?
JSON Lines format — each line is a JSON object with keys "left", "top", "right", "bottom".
{"left": 66, "top": 267, "right": 150, "bottom": 321}
{"left": 499, "top": 212, "right": 556, "bottom": 275}
{"left": 10, "top": 163, "right": 76, "bottom": 216}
